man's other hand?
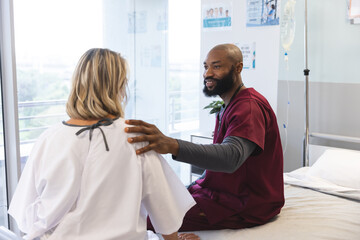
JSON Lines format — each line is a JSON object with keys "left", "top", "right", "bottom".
{"left": 179, "top": 233, "right": 200, "bottom": 240}
{"left": 125, "top": 119, "right": 179, "bottom": 156}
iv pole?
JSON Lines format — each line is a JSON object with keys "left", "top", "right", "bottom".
{"left": 303, "top": 0, "right": 310, "bottom": 167}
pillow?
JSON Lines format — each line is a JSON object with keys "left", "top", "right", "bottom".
{"left": 307, "top": 148, "right": 360, "bottom": 190}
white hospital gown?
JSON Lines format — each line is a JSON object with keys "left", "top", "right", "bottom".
{"left": 8, "top": 118, "right": 195, "bottom": 240}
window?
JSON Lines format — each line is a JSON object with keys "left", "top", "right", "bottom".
{"left": 2, "top": 0, "right": 201, "bottom": 228}
{"left": 167, "top": 0, "right": 200, "bottom": 183}
{"left": 0, "top": 57, "right": 8, "bottom": 227}
{"left": 13, "top": 0, "right": 104, "bottom": 170}
{"left": 13, "top": 0, "right": 200, "bottom": 184}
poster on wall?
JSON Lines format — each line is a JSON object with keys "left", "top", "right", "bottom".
{"left": 157, "top": 10, "right": 168, "bottom": 31}
{"left": 202, "top": 1, "right": 232, "bottom": 31}
{"left": 140, "top": 45, "right": 162, "bottom": 68}
{"left": 246, "top": 0, "right": 280, "bottom": 27}
{"left": 128, "top": 11, "right": 147, "bottom": 33}
{"left": 349, "top": 0, "right": 360, "bottom": 24}
{"left": 235, "top": 42, "right": 256, "bottom": 70}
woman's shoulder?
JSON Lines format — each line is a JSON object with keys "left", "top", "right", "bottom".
{"left": 34, "top": 121, "right": 90, "bottom": 151}
{"left": 37, "top": 122, "right": 67, "bottom": 141}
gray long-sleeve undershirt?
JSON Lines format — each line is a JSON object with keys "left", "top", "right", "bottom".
{"left": 172, "top": 136, "right": 257, "bottom": 173}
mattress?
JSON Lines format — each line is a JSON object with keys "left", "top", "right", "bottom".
{"left": 165, "top": 184, "right": 360, "bottom": 240}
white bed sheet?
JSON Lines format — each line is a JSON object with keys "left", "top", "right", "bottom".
{"left": 284, "top": 167, "right": 360, "bottom": 201}
{"left": 161, "top": 184, "right": 360, "bottom": 240}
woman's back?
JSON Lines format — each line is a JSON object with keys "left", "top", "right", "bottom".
{"left": 9, "top": 118, "right": 195, "bottom": 240}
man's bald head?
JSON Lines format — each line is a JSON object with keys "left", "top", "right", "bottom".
{"left": 210, "top": 44, "right": 243, "bottom": 64}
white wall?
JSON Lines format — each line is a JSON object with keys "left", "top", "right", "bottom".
{"left": 278, "top": 0, "right": 360, "bottom": 84}
{"left": 199, "top": 0, "right": 280, "bottom": 133}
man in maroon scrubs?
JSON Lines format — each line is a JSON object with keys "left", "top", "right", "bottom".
{"left": 125, "top": 44, "right": 284, "bottom": 231}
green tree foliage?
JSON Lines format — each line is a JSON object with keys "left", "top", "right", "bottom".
{"left": 17, "top": 69, "right": 70, "bottom": 142}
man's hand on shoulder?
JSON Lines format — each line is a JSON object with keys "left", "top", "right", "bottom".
{"left": 125, "top": 119, "right": 179, "bottom": 156}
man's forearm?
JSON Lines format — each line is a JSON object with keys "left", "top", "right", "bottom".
{"left": 173, "top": 136, "right": 256, "bottom": 173}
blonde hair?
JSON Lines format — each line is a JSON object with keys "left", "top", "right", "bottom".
{"left": 66, "top": 48, "right": 128, "bottom": 120}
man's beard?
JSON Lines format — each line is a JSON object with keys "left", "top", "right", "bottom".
{"left": 203, "top": 67, "right": 235, "bottom": 97}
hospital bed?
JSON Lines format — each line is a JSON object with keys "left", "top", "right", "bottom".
{"left": 0, "top": 226, "right": 22, "bottom": 240}
{"left": 169, "top": 144, "right": 360, "bottom": 240}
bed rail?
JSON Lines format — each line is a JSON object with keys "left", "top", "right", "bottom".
{"left": 304, "top": 132, "right": 360, "bottom": 167}
{"left": 310, "top": 133, "right": 360, "bottom": 144}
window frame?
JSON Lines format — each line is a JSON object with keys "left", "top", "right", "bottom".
{"left": 0, "top": 0, "right": 22, "bottom": 233}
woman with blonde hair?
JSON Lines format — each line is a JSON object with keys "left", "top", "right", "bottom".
{"left": 9, "top": 48, "right": 197, "bottom": 240}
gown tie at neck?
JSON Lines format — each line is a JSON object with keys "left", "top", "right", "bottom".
{"left": 75, "top": 118, "right": 114, "bottom": 151}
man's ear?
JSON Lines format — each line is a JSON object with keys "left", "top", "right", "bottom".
{"left": 235, "top": 62, "right": 243, "bottom": 73}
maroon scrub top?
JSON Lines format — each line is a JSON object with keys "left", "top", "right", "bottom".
{"left": 190, "top": 88, "right": 284, "bottom": 226}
